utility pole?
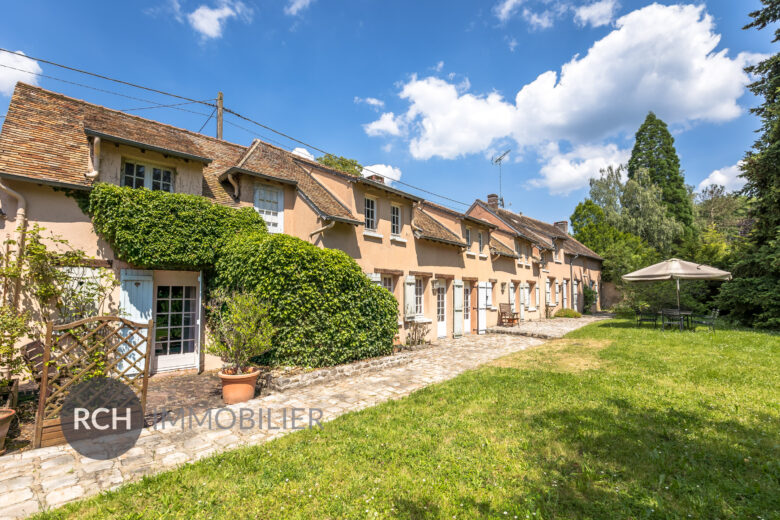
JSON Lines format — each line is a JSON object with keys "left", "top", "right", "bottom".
{"left": 216, "top": 91, "right": 223, "bottom": 140}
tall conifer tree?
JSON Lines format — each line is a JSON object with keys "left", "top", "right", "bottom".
{"left": 627, "top": 112, "right": 693, "bottom": 227}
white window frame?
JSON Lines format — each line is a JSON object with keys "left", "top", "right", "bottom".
{"left": 477, "top": 231, "right": 483, "bottom": 252}
{"left": 121, "top": 159, "right": 175, "bottom": 192}
{"left": 415, "top": 277, "right": 424, "bottom": 316}
{"left": 464, "top": 285, "right": 471, "bottom": 320}
{"left": 390, "top": 204, "right": 401, "bottom": 236}
{"left": 436, "top": 283, "right": 446, "bottom": 323}
{"left": 254, "top": 183, "right": 284, "bottom": 233}
{"left": 535, "top": 286, "right": 540, "bottom": 310}
{"left": 364, "top": 196, "right": 377, "bottom": 231}
{"left": 465, "top": 227, "right": 472, "bottom": 249}
{"left": 382, "top": 275, "right": 394, "bottom": 293}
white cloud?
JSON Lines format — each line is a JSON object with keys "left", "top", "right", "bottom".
{"left": 285, "top": 0, "right": 315, "bottom": 16}
{"left": 434, "top": 61, "right": 445, "bottom": 72}
{"left": 363, "top": 112, "right": 404, "bottom": 137}
{"left": 0, "top": 51, "right": 42, "bottom": 97}
{"left": 362, "top": 164, "right": 402, "bottom": 185}
{"left": 354, "top": 96, "right": 385, "bottom": 110}
{"left": 506, "top": 37, "right": 519, "bottom": 52}
{"left": 522, "top": 8, "right": 554, "bottom": 30}
{"left": 697, "top": 162, "right": 745, "bottom": 192}
{"left": 291, "top": 147, "right": 315, "bottom": 161}
{"left": 494, "top": 0, "right": 525, "bottom": 22}
{"left": 368, "top": 4, "right": 759, "bottom": 162}
{"left": 187, "top": 0, "right": 252, "bottom": 39}
{"left": 574, "top": 0, "right": 618, "bottom": 27}
{"left": 532, "top": 142, "right": 630, "bottom": 194}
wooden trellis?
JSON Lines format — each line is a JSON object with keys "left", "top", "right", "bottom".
{"left": 33, "top": 316, "right": 153, "bottom": 448}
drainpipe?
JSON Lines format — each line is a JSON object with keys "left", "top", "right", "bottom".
{"left": 85, "top": 136, "right": 101, "bottom": 180}
{"left": 227, "top": 172, "right": 240, "bottom": 199}
{"left": 309, "top": 219, "right": 334, "bottom": 240}
{"left": 0, "top": 179, "right": 27, "bottom": 310}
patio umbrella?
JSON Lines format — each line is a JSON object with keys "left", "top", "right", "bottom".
{"left": 621, "top": 258, "right": 732, "bottom": 310}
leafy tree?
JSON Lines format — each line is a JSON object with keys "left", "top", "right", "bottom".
{"left": 317, "top": 154, "right": 363, "bottom": 177}
{"left": 695, "top": 185, "right": 750, "bottom": 241}
{"left": 716, "top": 1, "right": 780, "bottom": 329}
{"left": 628, "top": 112, "right": 694, "bottom": 227}
{"left": 620, "top": 168, "right": 685, "bottom": 255}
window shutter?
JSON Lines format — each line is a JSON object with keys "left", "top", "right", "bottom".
{"left": 404, "top": 276, "right": 416, "bottom": 320}
{"left": 510, "top": 283, "right": 516, "bottom": 312}
{"left": 367, "top": 272, "right": 381, "bottom": 284}
{"left": 453, "top": 279, "right": 464, "bottom": 337}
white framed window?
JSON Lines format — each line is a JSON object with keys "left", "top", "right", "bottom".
{"left": 364, "top": 197, "right": 377, "bottom": 231}
{"left": 545, "top": 279, "right": 551, "bottom": 305}
{"left": 415, "top": 277, "right": 424, "bottom": 315}
{"left": 524, "top": 284, "right": 531, "bottom": 309}
{"left": 382, "top": 275, "right": 394, "bottom": 293}
{"left": 554, "top": 281, "right": 560, "bottom": 304}
{"left": 254, "top": 184, "right": 284, "bottom": 233}
{"left": 535, "top": 286, "right": 540, "bottom": 309}
{"left": 465, "top": 227, "right": 472, "bottom": 248}
{"left": 510, "top": 283, "right": 516, "bottom": 312}
{"left": 563, "top": 280, "right": 568, "bottom": 308}
{"left": 464, "top": 285, "right": 471, "bottom": 319}
{"left": 390, "top": 204, "right": 401, "bottom": 236}
{"left": 436, "top": 285, "right": 446, "bottom": 323}
{"left": 122, "top": 160, "right": 174, "bottom": 192}
{"left": 478, "top": 231, "right": 483, "bottom": 252}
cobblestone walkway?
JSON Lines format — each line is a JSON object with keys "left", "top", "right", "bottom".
{"left": 488, "top": 315, "right": 608, "bottom": 339}
{"left": 1, "top": 318, "right": 604, "bottom": 519}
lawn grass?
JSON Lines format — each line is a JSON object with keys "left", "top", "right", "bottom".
{"left": 36, "top": 320, "right": 780, "bottom": 519}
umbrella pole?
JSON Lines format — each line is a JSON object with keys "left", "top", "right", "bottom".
{"left": 676, "top": 279, "right": 680, "bottom": 311}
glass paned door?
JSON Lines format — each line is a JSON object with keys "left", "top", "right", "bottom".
{"left": 153, "top": 285, "right": 198, "bottom": 371}
{"left": 436, "top": 283, "right": 446, "bottom": 338}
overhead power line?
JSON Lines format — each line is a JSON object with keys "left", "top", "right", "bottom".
{"left": 0, "top": 49, "right": 470, "bottom": 208}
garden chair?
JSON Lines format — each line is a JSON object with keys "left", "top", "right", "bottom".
{"left": 635, "top": 308, "right": 658, "bottom": 328}
{"left": 661, "top": 309, "right": 685, "bottom": 331}
{"left": 498, "top": 303, "right": 519, "bottom": 327}
{"left": 692, "top": 309, "right": 719, "bottom": 332}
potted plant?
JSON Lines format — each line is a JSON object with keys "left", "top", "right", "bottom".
{"left": 206, "top": 290, "right": 274, "bottom": 404}
{"left": 0, "top": 305, "right": 30, "bottom": 454}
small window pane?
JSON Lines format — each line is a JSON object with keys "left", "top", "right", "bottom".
{"left": 157, "top": 286, "right": 169, "bottom": 299}
{"left": 169, "top": 342, "right": 181, "bottom": 355}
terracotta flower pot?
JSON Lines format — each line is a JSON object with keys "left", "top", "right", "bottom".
{"left": 218, "top": 368, "right": 260, "bottom": 405}
{"left": 0, "top": 408, "right": 15, "bottom": 456}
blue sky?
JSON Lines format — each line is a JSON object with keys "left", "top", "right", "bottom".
{"left": 0, "top": 0, "right": 773, "bottom": 223}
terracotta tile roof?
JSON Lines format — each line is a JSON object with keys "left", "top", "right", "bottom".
{"left": 476, "top": 201, "right": 602, "bottom": 261}
{"left": 241, "top": 143, "right": 359, "bottom": 222}
{"left": 412, "top": 206, "right": 467, "bottom": 248}
{"left": 422, "top": 200, "right": 496, "bottom": 229}
{"left": 0, "top": 83, "right": 359, "bottom": 222}
{"left": 489, "top": 236, "right": 517, "bottom": 258}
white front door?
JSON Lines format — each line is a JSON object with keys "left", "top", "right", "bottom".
{"left": 462, "top": 281, "right": 471, "bottom": 334}
{"left": 563, "top": 280, "right": 568, "bottom": 308}
{"left": 477, "top": 282, "right": 488, "bottom": 334}
{"left": 436, "top": 281, "right": 447, "bottom": 338}
{"left": 254, "top": 184, "right": 284, "bottom": 233}
{"left": 153, "top": 282, "right": 199, "bottom": 372}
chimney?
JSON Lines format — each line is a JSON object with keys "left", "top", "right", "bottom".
{"left": 367, "top": 174, "right": 385, "bottom": 184}
{"left": 554, "top": 221, "right": 568, "bottom": 234}
{"left": 487, "top": 193, "right": 499, "bottom": 209}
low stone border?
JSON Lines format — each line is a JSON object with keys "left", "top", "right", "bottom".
{"left": 267, "top": 345, "right": 434, "bottom": 392}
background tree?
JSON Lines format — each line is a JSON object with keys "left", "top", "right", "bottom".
{"left": 317, "top": 154, "right": 363, "bottom": 177}
{"left": 695, "top": 185, "right": 750, "bottom": 241}
{"left": 716, "top": 1, "right": 780, "bottom": 328}
{"left": 627, "top": 112, "right": 694, "bottom": 228}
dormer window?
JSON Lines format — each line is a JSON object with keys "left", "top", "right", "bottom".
{"left": 122, "top": 160, "right": 174, "bottom": 192}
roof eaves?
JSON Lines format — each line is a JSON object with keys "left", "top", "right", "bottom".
{"left": 0, "top": 171, "right": 91, "bottom": 191}
{"left": 357, "top": 177, "right": 422, "bottom": 202}
{"left": 221, "top": 167, "right": 298, "bottom": 186}
{"left": 84, "top": 129, "right": 212, "bottom": 164}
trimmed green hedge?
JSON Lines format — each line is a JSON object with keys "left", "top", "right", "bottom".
{"left": 89, "top": 184, "right": 266, "bottom": 270}
{"left": 214, "top": 232, "right": 398, "bottom": 367}
{"left": 553, "top": 308, "right": 582, "bottom": 318}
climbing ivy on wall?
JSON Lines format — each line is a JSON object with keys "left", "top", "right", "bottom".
{"left": 88, "top": 183, "right": 266, "bottom": 270}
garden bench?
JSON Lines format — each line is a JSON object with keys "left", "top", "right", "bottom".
{"left": 498, "top": 303, "right": 519, "bottom": 327}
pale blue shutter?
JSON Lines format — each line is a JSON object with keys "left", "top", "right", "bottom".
{"left": 119, "top": 269, "right": 153, "bottom": 376}
{"left": 453, "top": 279, "right": 464, "bottom": 337}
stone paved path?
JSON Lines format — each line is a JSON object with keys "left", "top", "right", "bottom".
{"left": 488, "top": 315, "right": 608, "bottom": 339}
{"left": 0, "top": 317, "right": 605, "bottom": 519}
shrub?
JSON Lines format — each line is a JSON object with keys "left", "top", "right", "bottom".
{"left": 213, "top": 232, "right": 398, "bottom": 367}
{"left": 205, "top": 289, "right": 274, "bottom": 374}
{"left": 553, "top": 308, "right": 582, "bottom": 318}
{"left": 89, "top": 183, "right": 266, "bottom": 270}
{"left": 582, "top": 285, "right": 597, "bottom": 313}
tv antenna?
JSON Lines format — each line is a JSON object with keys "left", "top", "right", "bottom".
{"left": 492, "top": 149, "right": 510, "bottom": 207}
